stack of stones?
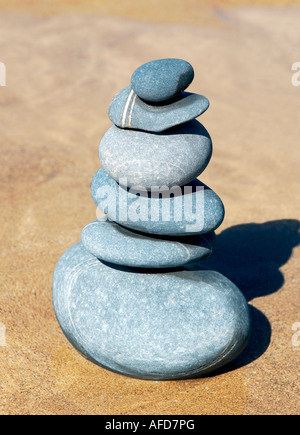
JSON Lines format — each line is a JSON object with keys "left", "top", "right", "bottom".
{"left": 53, "top": 59, "right": 251, "bottom": 380}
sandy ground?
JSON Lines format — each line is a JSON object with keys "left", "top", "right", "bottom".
{"left": 0, "top": 3, "right": 299, "bottom": 415}
{"left": 0, "top": 0, "right": 300, "bottom": 23}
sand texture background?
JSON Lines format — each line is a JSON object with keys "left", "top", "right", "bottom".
{"left": 0, "top": 0, "right": 299, "bottom": 415}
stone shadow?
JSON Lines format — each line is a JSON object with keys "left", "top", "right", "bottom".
{"left": 201, "top": 219, "right": 300, "bottom": 370}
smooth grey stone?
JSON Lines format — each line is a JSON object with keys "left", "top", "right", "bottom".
{"left": 131, "top": 58, "right": 194, "bottom": 103}
{"left": 91, "top": 168, "right": 225, "bottom": 236}
{"left": 99, "top": 120, "right": 212, "bottom": 190}
{"left": 81, "top": 218, "right": 215, "bottom": 269}
{"left": 52, "top": 242, "right": 251, "bottom": 380}
{"left": 108, "top": 86, "right": 209, "bottom": 133}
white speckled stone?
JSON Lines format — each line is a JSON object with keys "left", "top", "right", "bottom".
{"left": 81, "top": 218, "right": 215, "bottom": 268}
{"left": 99, "top": 120, "right": 212, "bottom": 190}
{"left": 52, "top": 242, "right": 251, "bottom": 380}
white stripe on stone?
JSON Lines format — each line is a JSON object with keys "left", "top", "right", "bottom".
{"left": 121, "top": 89, "right": 134, "bottom": 128}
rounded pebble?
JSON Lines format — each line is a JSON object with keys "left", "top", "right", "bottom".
{"left": 81, "top": 218, "right": 215, "bottom": 268}
{"left": 99, "top": 120, "right": 212, "bottom": 190}
{"left": 91, "top": 168, "right": 225, "bottom": 236}
{"left": 53, "top": 242, "right": 251, "bottom": 380}
{"left": 108, "top": 86, "right": 209, "bottom": 133}
{"left": 131, "top": 58, "right": 194, "bottom": 103}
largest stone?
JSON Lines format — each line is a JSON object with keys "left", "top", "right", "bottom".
{"left": 53, "top": 242, "right": 251, "bottom": 380}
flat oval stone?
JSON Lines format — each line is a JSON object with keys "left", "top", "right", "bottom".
{"left": 108, "top": 86, "right": 209, "bottom": 133}
{"left": 81, "top": 218, "right": 215, "bottom": 269}
{"left": 99, "top": 120, "right": 212, "bottom": 190}
{"left": 131, "top": 58, "right": 194, "bottom": 103}
{"left": 53, "top": 242, "right": 251, "bottom": 380}
{"left": 91, "top": 168, "right": 225, "bottom": 236}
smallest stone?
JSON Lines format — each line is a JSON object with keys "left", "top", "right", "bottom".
{"left": 131, "top": 58, "right": 194, "bottom": 103}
